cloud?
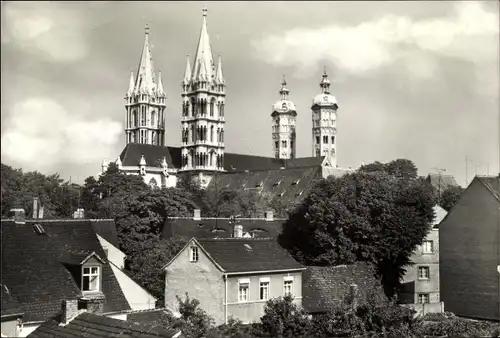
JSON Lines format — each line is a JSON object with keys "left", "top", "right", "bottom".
{"left": 1, "top": 2, "right": 89, "bottom": 62}
{"left": 252, "top": 1, "right": 499, "bottom": 83}
{"left": 1, "top": 98, "right": 122, "bottom": 170}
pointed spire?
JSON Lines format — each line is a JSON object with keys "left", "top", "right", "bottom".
{"left": 134, "top": 24, "right": 156, "bottom": 94}
{"left": 192, "top": 6, "right": 215, "bottom": 83}
{"left": 183, "top": 54, "right": 192, "bottom": 85}
{"left": 320, "top": 67, "right": 331, "bottom": 94}
{"left": 215, "top": 55, "right": 225, "bottom": 84}
{"left": 157, "top": 71, "right": 165, "bottom": 96}
{"left": 280, "top": 74, "right": 289, "bottom": 100}
{"left": 197, "top": 56, "right": 208, "bottom": 82}
{"left": 127, "top": 72, "right": 135, "bottom": 96}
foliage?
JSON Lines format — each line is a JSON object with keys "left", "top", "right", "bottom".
{"left": 172, "top": 293, "right": 215, "bottom": 338}
{"left": 279, "top": 159, "right": 436, "bottom": 297}
{"left": 127, "top": 236, "right": 188, "bottom": 304}
{"left": 422, "top": 317, "right": 500, "bottom": 337}
{"left": 439, "top": 185, "right": 465, "bottom": 212}
{"left": 359, "top": 159, "right": 418, "bottom": 181}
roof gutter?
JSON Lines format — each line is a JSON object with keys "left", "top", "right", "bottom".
{"left": 224, "top": 268, "right": 306, "bottom": 276}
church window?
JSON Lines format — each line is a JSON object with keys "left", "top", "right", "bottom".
{"left": 323, "top": 135, "right": 328, "bottom": 143}
{"left": 220, "top": 103, "right": 225, "bottom": 117}
{"left": 151, "top": 111, "right": 156, "bottom": 127}
{"left": 210, "top": 152, "right": 214, "bottom": 166}
{"left": 331, "top": 136, "right": 335, "bottom": 144}
{"left": 210, "top": 100, "right": 215, "bottom": 116}
{"left": 282, "top": 140, "right": 287, "bottom": 148}
{"left": 210, "top": 126, "right": 214, "bottom": 142}
{"left": 152, "top": 132, "right": 157, "bottom": 145}
{"left": 316, "top": 136, "right": 320, "bottom": 144}
{"left": 316, "top": 149, "right": 320, "bottom": 157}
{"left": 191, "top": 125, "right": 195, "bottom": 142}
{"left": 220, "top": 129, "right": 224, "bottom": 142}
{"left": 275, "top": 141, "right": 279, "bottom": 150}
{"left": 191, "top": 99, "right": 195, "bottom": 116}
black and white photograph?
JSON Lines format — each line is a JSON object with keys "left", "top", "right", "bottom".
{"left": 1, "top": 1, "right": 499, "bottom": 337}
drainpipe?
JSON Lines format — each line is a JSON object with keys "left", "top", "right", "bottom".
{"left": 224, "top": 274, "right": 228, "bottom": 324}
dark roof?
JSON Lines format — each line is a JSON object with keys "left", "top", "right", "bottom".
{"left": 119, "top": 143, "right": 325, "bottom": 172}
{"left": 195, "top": 238, "right": 304, "bottom": 273}
{"left": 477, "top": 175, "right": 500, "bottom": 201}
{"left": 302, "top": 263, "right": 383, "bottom": 313}
{"left": 27, "top": 311, "right": 181, "bottom": 338}
{"left": 1, "top": 220, "right": 130, "bottom": 322}
{"left": 426, "top": 173, "right": 459, "bottom": 191}
{"left": 120, "top": 143, "right": 181, "bottom": 169}
{"left": 162, "top": 218, "right": 284, "bottom": 240}
{"left": 127, "top": 308, "right": 173, "bottom": 326}
{"left": 206, "top": 166, "right": 322, "bottom": 209}
{"left": 1, "top": 284, "right": 23, "bottom": 318}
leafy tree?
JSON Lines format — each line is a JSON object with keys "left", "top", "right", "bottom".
{"left": 80, "top": 176, "right": 100, "bottom": 218}
{"left": 257, "top": 295, "right": 312, "bottom": 337}
{"left": 127, "top": 236, "right": 189, "bottom": 304}
{"left": 173, "top": 293, "right": 215, "bottom": 338}
{"left": 360, "top": 158, "right": 418, "bottom": 181}
{"left": 439, "top": 185, "right": 464, "bottom": 211}
{"left": 279, "top": 162, "right": 436, "bottom": 297}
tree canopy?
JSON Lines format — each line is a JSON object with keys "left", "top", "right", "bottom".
{"left": 439, "top": 185, "right": 465, "bottom": 212}
{"left": 279, "top": 159, "right": 436, "bottom": 297}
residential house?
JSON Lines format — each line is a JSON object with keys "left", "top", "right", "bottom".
{"left": 162, "top": 209, "right": 284, "bottom": 240}
{"left": 0, "top": 209, "right": 155, "bottom": 337}
{"left": 440, "top": 175, "right": 500, "bottom": 321}
{"left": 163, "top": 235, "right": 305, "bottom": 325}
{"left": 426, "top": 173, "right": 459, "bottom": 196}
{"left": 302, "top": 263, "right": 383, "bottom": 316}
{"left": 1, "top": 284, "right": 24, "bottom": 337}
{"left": 399, "top": 205, "right": 447, "bottom": 315}
{"left": 27, "top": 301, "right": 181, "bottom": 338}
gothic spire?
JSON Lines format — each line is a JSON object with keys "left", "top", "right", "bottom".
{"left": 134, "top": 24, "right": 156, "bottom": 94}
{"left": 183, "top": 54, "right": 192, "bottom": 85}
{"left": 215, "top": 55, "right": 225, "bottom": 84}
{"left": 127, "top": 71, "right": 135, "bottom": 96}
{"left": 157, "top": 71, "right": 165, "bottom": 96}
{"left": 192, "top": 6, "right": 215, "bottom": 82}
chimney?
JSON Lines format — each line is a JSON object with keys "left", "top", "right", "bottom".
{"left": 32, "top": 197, "right": 39, "bottom": 219}
{"left": 38, "top": 206, "right": 44, "bottom": 219}
{"left": 234, "top": 224, "right": 243, "bottom": 238}
{"left": 265, "top": 210, "right": 274, "bottom": 221}
{"left": 193, "top": 209, "right": 201, "bottom": 221}
{"left": 8, "top": 209, "right": 26, "bottom": 224}
{"left": 61, "top": 300, "right": 79, "bottom": 325}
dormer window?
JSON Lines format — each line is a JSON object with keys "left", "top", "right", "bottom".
{"left": 190, "top": 247, "right": 199, "bottom": 262}
{"left": 82, "top": 266, "right": 100, "bottom": 292}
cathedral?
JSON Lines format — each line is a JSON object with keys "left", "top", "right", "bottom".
{"left": 101, "top": 7, "right": 353, "bottom": 189}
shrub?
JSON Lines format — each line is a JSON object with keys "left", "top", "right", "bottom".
{"left": 422, "top": 318, "right": 500, "bottom": 337}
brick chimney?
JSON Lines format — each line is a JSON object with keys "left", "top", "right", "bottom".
{"left": 265, "top": 210, "right": 274, "bottom": 221}
{"left": 79, "top": 295, "right": 105, "bottom": 314}
{"left": 8, "top": 209, "right": 26, "bottom": 224}
{"left": 193, "top": 209, "right": 201, "bottom": 221}
{"left": 61, "top": 300, "right": 80, "bottom": 325}
{"left": 234, "top": 224, "right": 243, "bottom": 238}
{"left": 32, "top": 197, "right": 39, "bottom": 219}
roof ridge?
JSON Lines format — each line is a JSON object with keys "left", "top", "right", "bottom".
{"left": 476, "top": 176, "right": 500, "bottom": 201}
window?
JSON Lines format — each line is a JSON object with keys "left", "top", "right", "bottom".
{"left": 275, "top": 141, "right": 279, "bottom": 150}
{"left": 82, "top": 266, "right": 100, "bottom": 292}
{"left": 238, "top": 279, "right": 249, "bottom": 302}
{"left": 323, "top": 135, "right": 328, "bottom": 143}
{"left": 418, "top": 266, "right": 430, "bottom": 280}
{"left": 283, "top": 276, "right": 294, "bottom": 296}
{"left": 418, "top": 293, "right": 430, "bottom": 304}
{"left": 260, "top": 278, "right": 270, "bottom": 300}
{"left": 331, "top": 136, "right": 335, "bottom": 144}
{"left": 422, "top": 240, "right": 434, "bottom": 254}
{"left": 190, "top": 247, "right": 199, "bottom": 262}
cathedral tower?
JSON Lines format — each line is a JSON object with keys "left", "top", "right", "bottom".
{"left": 311, "top": 68, "right": 338, "bottom": 166}
{"left": 124, "top": 25, "right": 167, "bottom": 146}
{"left": 180, "top": 7, "right": 226, "bottom": 177}
{"left": 271, "top": 76, "right": 297, "bottom": 159}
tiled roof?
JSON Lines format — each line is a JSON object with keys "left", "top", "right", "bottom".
{"left": 195, "top": 238, "right": 304, "bottom": 273}
{"left": 1, "top": 284, "right": 23, "bottom": 318}
{"left": 426, "top": 173, "right": 459, "bottom": 191}
{"left": 27, "top": 312, "right": 181, "bottom": 338}
{"left": 302, "top": 263, "right": 383, "bottom": 313}
{"left": 127, "top": 308, "right": 173, "bottom": 326}
{"left": 118, "top": 143, "right": 325, "bottom": 172}
{"left": 161, "top": 218, "right": 284, "bottom": 240}
{"left": 206, "top": 166, "right": 322, "bottom": 210}
{"left": 1, "top": 220, "right": 130, "bottom": 322}
{"left": 477, "top": 175, "right": 500, "bottom": 201}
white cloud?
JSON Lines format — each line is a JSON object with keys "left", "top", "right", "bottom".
{"left": 252, "top": 1, "right": 499, "bottom": 81}
{"left": 1, "top": 98, "right": 122, "bottom": 169}
{"left": 2, "top": 2, "right": 89, "bottom": 62}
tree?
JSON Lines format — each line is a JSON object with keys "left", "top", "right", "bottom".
{"left": 439, "top": 185, "right": 464, "bottom": 211}
{"left": 258, "top": 295, "right": 312, "bottom": 337}
{"left": 279, "top": 163, "right": 436, "bottom": 297}
{"left": 359, "top": 159, "right": 418, "bottom": 181}
{"left": 173, "top": 293, "right": 215, "bottom": 338}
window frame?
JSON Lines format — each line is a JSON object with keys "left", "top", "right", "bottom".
{"left": 238, "top": 279, "right": 250, "bottom": 303}
{"left": 283, "top": 276, "right": 294, "bottom": 296}
{"left": 259, "top": 278, "right": 270, "bottom": 301}
{"left": 418, "top": 293, "right": 430, "bottom": 304}
{"left": 418, "top": 266, "right": 430, "bottom": 280}
{"left": 81, "top": 265, "right": 100, "bottom": 293}
{"left": 190, "top": 246, "right": 199, "bottom": 262}
{"left": 422, "top": 240, "right": 434, "bottom": 254}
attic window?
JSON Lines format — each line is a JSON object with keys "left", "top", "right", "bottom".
{"left": 82, "top": 266, "right": 100, "bottom": 292}
{"left": 33, "top": 224, "right": 46, "bottom": 235}
{"left": 291, "top": 179, "right": 300, "bottom": 185}
{"left": 244, "top": 244, "right": 253, "bottom": 252}
{"left": 296, "top": 190, "right": 304, "bottom": 196}
{"left": 256, "top": 181, "right": 263, "bottom": 187}
{"left": 274, "top": 180, "right": 282, "bottom": 186}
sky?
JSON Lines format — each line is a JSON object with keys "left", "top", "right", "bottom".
{"left": 1, "top": 1, "right": 499, "bottom": 186}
